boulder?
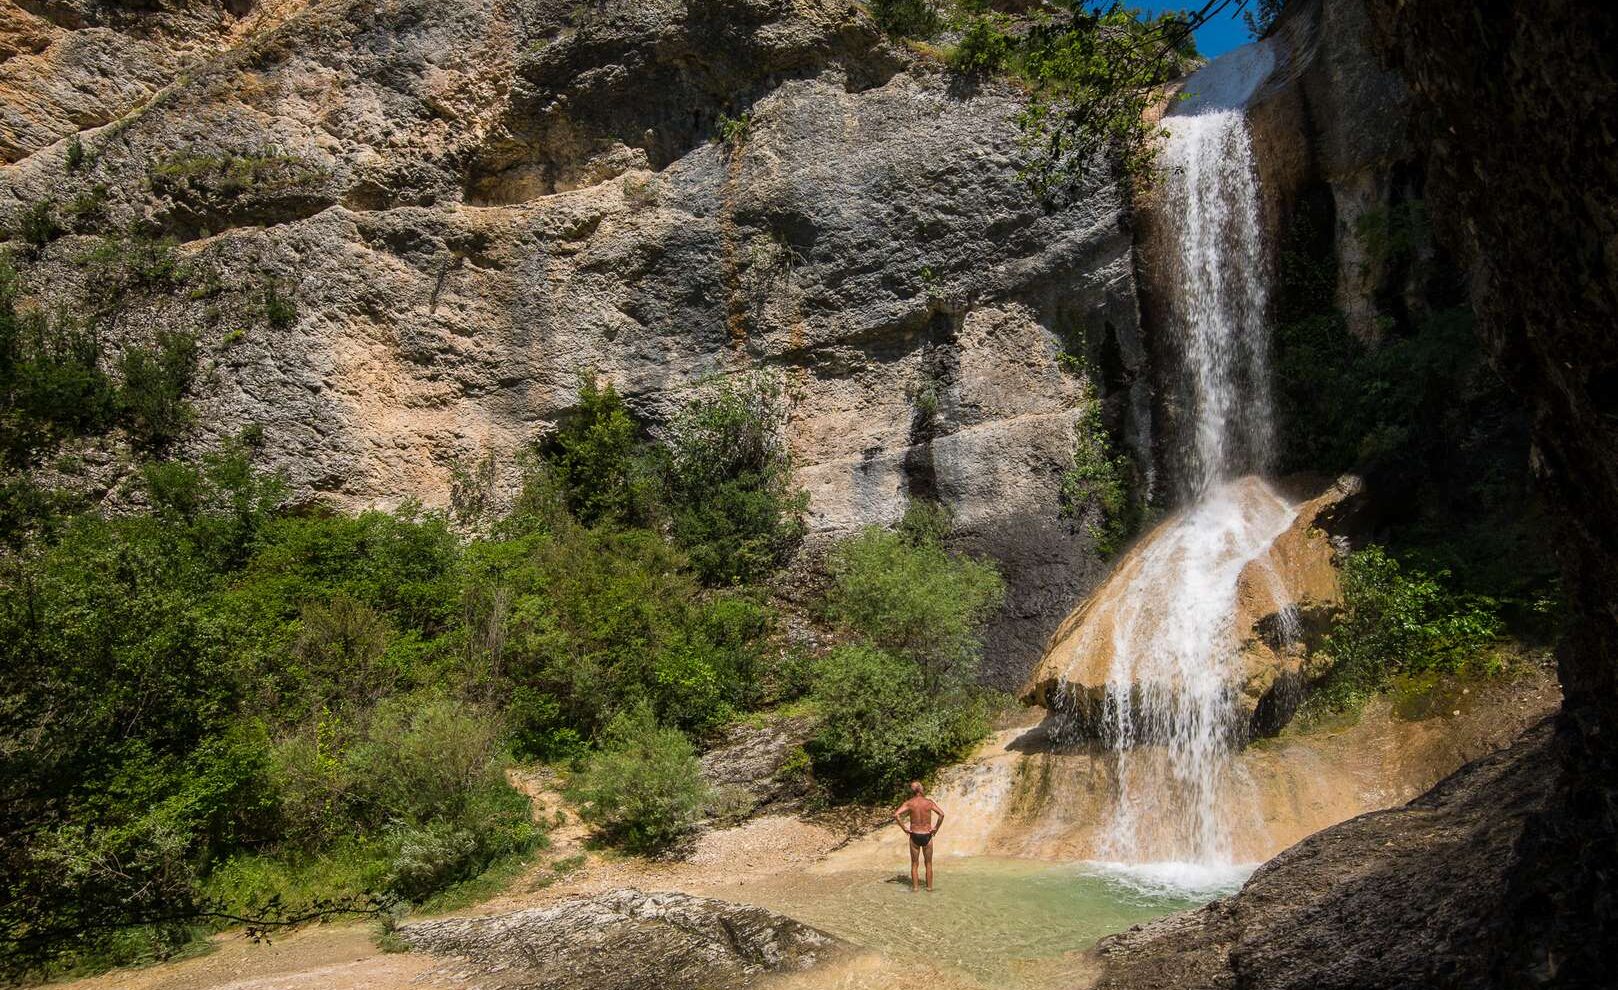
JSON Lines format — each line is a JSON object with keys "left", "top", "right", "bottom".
{"left": 1087, "top": 719, "right": 1562, "bottom": 989}
{"left": 400, "top": 888, "right": 846, "bottom": 990}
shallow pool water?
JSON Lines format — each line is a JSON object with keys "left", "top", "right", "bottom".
{"left": 740, "top": 857, "right": 1242, "bottom": 989}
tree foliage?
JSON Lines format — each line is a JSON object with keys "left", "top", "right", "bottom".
{"left": 565, "top": 704, "right": 713, "bottom": 853}
{"left": 809, "top": 503, "right": 1004, "bottom": 797}
{"left": 932, "top": 2, "right": 1203, "bottom": 193}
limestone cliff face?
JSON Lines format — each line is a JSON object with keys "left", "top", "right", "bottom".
{"left": 0, "top": 0, "right": 1147, "bottom": 686}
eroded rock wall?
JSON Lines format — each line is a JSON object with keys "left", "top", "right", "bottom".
{"left": 1364, "top": 1, "right": 1618, "bottom": 982}
{"left": 0, "top": 0, "right": 1148, "bottom": 686}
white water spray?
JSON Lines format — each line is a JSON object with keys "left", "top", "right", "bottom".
{"left": 1078, "top": 42, "right": 1288, "bottom": 874}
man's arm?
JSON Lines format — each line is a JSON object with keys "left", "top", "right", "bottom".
{"left": 930, "top": 801, "right": 945, "bottom": 833}
{"left": 893, "top": 804, "right": 911, "bottom": 833}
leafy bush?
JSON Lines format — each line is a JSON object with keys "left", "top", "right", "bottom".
{"left": 717, "top": 112, "right": 752, "bottom": 149}
{"left": 541, "top": 373, "right": 660, "bottom": 526}
{"left": 149, "top": 152, "right": 326, "bottom": 200}
{"left": 263, "top": 281, "right": 298, "bottom": 329}
{"left": 663, "top": 374, "right": 806, "bottom": 585}
{"left": 1059, "top": 399, "right": 1137, "bottom": 557}
{"left": 942, "top": 5, "right": 1200, "bottom": 188}
{"left": 1302, "top": 545, "right": 1504, "bottom": 716}
{"left": 869, "top": 0, "right": 940, "bottom": 38}
{"left": 824, "top": 505, "right": 1004, "bottom": 686}
{"left": 949, "top": 12, "right": 1015, "bottom": 74}
{"left": 809, "top": 505, "right": 1003, "bottom": 795}
{"left": 119, "top": 329, "right": 198, "bottom": 450}
{"left": 0, "top": 269, "right": 119, "bottom": 468}
{"left": 65, "top": 134, "right": 88, "bottom": 173}
{"left": 462, "top": 521, "right": 767, "bottom": 736}
{"left": 565, "top": 704, "right": 712, "bottom": 853}
{"left": 386, "top": 821, "right": 480, "bottom": 901}
{"left": 16, "top": 200, "right": 62, "bottom": 249}
{"left": 805, "top": 644, "right": 988, "bottom": 798}
{"left": 77, "top": 236, "right": 189, "bottom": 306}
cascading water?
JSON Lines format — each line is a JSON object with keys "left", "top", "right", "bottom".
{"left": 1071, "top": 41, "right": 1293, "bottom": 876}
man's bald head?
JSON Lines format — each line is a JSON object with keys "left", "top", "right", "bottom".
{"left": 910, "top": 780, "right": 924, "bottom": 796}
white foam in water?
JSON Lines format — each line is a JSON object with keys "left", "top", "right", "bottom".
{"left": 1083, "top": 859, "right": 1257, "bottom": 900}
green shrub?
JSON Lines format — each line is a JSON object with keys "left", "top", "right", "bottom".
{"left": 118, "top": 329, "right": 198, "bottom": 450}
{"left": 0, "top": 269, "right": 120, "bottom": 467}
{"left": 717, "top": 112, "right": 752, "bottom": 149}
{"left": 541, "top": 373, "right": 660, "bottom": 527}
{"left": 262, "top": 281, "right": 297, "bottom": 329}
{"left": 824, "top": 506, "right": 1004, "bottom": 686}
{"left": 149, "top": 152, "right": 325, "bottom": 200}
{"left": 949, "top": 12, "right": 1014, "bottom": 74}
{"left": 1302, "top": 545, "right": 1504, "bottom": 716}
{"left": 65, "top": 134, "right": 88, "bottom": 173}
{"left": 663, "top": 374, "right": 806, "bottom": 585}
{"left": 565, "top": 704, "right": 712, "bottom": 853}
{"left": 463, "top": 522, "right": 767, "bottom": 736}
{"left": 64, "top": 185, "right": 110, "bottom": 231}
{"left": 805, "top": 644, "right": 988, "bottom": 798}
{"left": 386, "top": 821, "right": 479, "bottom": 901}
{"left": 808, "top": 507, "right": 1002, "bottom": 795}
{"left": 507, "top": 687, "right": 586, "bottom": 763}
{"left": 16, "top": 200, "right": 62, "bottom": 249}
{"left": 1059, "top": 399, "right": 1137, "bottom": 557}
{"left": 869, "top": 0, "right": 939, "bottom": 38}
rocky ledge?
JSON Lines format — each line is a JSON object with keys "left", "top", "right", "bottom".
{"left": 398, "top": 888, "right": 847, "bottom": 990}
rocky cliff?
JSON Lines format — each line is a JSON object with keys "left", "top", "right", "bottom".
{"left": 0, "top": 0, "right": 1148, "bottom": 686}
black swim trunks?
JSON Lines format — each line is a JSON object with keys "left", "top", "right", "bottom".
{"left": 909, "top": 831, "right": 933, "bottom": 848}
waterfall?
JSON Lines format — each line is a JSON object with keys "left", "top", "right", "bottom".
{"left": 1084, "top": 42, "right": 1289, "bottom": 873}
{"left": 1158, "top": 108, "right": 1275, "bottom": 496}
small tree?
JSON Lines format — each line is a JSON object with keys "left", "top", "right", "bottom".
{"left": 824, "top": 505, "right": 1004, "bottom": 687}
{"left": 566, "top": 704, "right": 712, "bottom": 853}
{"left": 541, "top": 373, "right": 658, "bottom": 527}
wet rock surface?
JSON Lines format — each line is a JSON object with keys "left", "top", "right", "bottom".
{"left": 399, "top": 887, "right": 847, "bottom": 990}
{"left": 1022, "top": 474, "right": 1362, "bottom": 738}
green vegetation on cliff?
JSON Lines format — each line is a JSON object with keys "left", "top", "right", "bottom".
{"left": 1271, "top": 193, "right": 1560, "bottom": 624}
{"left": 1300, "top": 545, "right": 1508, "bottom": 719}
{"left": 873, "top": 1, "right": 1201, "bottom": 188}
{"left": 1270, "top": 191, "right": 1561, "bottom": 716}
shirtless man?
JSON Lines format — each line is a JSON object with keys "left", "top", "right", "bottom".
{"left": 894, "top": 780, "right": 945, "bottom": 892}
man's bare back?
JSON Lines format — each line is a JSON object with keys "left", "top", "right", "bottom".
{"left": 900, "top": 795, "right": 941, "bottom": 834}
{"left": 894, "top": 781, "right": 945, "bottom": 891}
